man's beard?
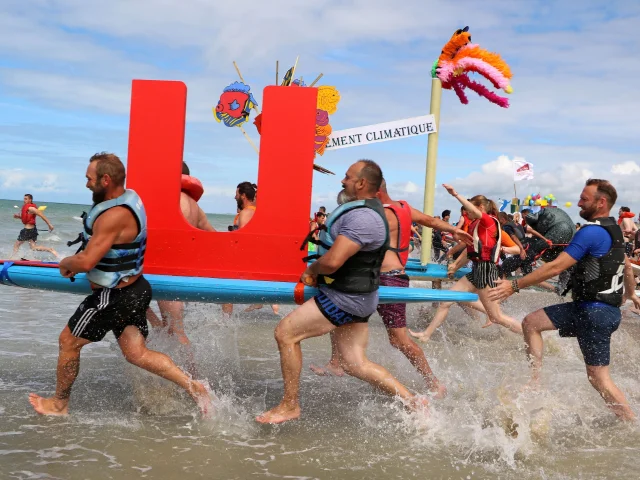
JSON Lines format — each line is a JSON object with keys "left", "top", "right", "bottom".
{"left": 236, "top": 198, "right": 244, "bottom": 210}
{"left": 92, "top": 186, "right": 106, "bottom": 204}
{"left": 579, "top": 204, "right": 598, "bottom": 221}
{"left": 337, "top": 189, "right": 354, "bottom": 205}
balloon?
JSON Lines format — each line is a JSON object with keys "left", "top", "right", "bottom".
{"left": 529, "top": 200, "right": 534, "bottom": 206}
{"left": 565, "top": 202, "right": 572, "bottom": 207}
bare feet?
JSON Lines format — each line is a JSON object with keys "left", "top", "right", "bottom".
{"left": 188, "top": 381, "right": 214, "bottom": 417}
{"left": 481, "top": 319, "right": 494, "bottom": 328}
{"left": 271, "top": 305, "right": 280, "bottom": 316}
{"left": 309, "top": 362, "right": 345, "bottom": 377}
{"left": 429, "top": 382, "right": 448, "bottom": 400}
{"left": 408, "top": 329, "right": 431, "bottom": 343}
{"left": 256, "top": 403, "right": 301, "bottom": 424}
{"left": 28, "top": 393, "right": 69, "bottom": 415}
{"left": 243, "top": 304, "right": 264, "bottom": 313}
{"left": 403, "top": 395, "right": 430, "bottom": 413}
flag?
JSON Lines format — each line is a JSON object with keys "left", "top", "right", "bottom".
{"left": 513, "top": 160, "right": 534, "bottom": 182}
{"left": 499, "top": 199, "right": 509, "bottom": 212}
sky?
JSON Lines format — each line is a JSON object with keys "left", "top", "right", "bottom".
{"left": 0, "top": 0, "right": 639, "bottom": 218}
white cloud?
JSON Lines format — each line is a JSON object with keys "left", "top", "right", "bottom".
{"left": 0, "top": 0, "right": 639, "bottom": 215}
{"left": 611, "top": 161, "right": 640, "bottom": 175}
{"left": 0, "top": 169, "right": 64, "bottom": 192}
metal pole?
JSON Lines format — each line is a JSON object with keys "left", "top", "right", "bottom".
{"left": 420, "top": 78, "right": 443, "bottom": 265}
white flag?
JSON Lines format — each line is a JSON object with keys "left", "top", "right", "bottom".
{"left": 513, "top": 160, "right": 534, "bottom": 182}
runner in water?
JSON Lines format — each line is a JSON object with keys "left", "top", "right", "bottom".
{"left": 28, "top": 153, "right": 211, "bottom": 416}
{"left": 11, "top": 194, "right": 58, "bottom": 259}
{"left": 145, "top": 162, "right": 215, "bottom": 376}
{"left": 490, "top": 179, "right": 639, "bottom": 421}
{"left": 409, "top": 185, "right": 523, "bottom": 342}
{"left": 310, "top": 180, "right": 472, "bottom": 397}
{"left": 257, "top": 160, "right": 424, "bottom": 424}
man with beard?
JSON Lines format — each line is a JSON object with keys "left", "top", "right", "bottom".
{"left": 490, "top": 179, "right": 640, "bottom": 421}
{"left": 257, "top": 160, "right": 422, "bottom": 424}
{"left": 222, "top": 181, "right": 279, "bottom": 316}
{"left": 311, "top": 180, "right": 473, "bottom": 398}
{"left": 28, "top": 153, "right": 211, "bottom": 416}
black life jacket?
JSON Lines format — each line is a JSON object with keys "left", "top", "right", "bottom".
{"left": 302, "top": 198, "right": 389, "bottom": 294}
{"left": 566, "top": 217, "right": 625, "bottom": 307}
{"left": 505, "top": 221, "right": 525, "bottom": 241}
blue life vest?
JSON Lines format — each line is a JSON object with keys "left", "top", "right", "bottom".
{"left": 82, "top": 190, "right": 147, "bottom": 288}
{"left": 314, "top": 198, "right": 389, "bottom": 294}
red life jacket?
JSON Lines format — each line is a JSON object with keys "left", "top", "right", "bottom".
{"left": 384, "top": 200, "right": 412, "bottom": 266}
{"left": 467, "top": 213, "right": 502, "bottom": 263}
{"left": 21, "top": 203, "right": 37, "bottom": 225}
{"left": 181, "top": 175, "right": 204, "bottom": 202}
{"left": 618, "top": 211, "right": 635, "bottom": 225}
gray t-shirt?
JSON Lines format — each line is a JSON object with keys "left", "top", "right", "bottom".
{"left": 319, "top": 208, "right": 387, "bottom": 317}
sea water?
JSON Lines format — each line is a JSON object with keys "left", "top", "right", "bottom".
{"left": 1, "top": 199, "right": 639, "bottom": 479}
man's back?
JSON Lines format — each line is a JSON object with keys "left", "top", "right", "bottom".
{"left": 179, "top": 192, "right": 215, "bottom": 231}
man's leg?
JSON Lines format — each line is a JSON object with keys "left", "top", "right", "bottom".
{"left": 11, "top": 240, "right": 24, "bottom": 259}
{"left": 521, "top": 309, "right": 557, "bottom": 385}
{"left": 157, "top": 300, "right": 197, "bottom": 377}
{"left": 257, "top": 299, "right": 336, "bottom": 424}
{"left": 28, "top": 240, "right": 58, "bottom": 257}
{"left": 117, "top": 325, "right": 211, "bottom": 414}
{"left": 409, "top": 276, "right": 476, "bottom": 342}
{"left": 29, "top": 326, "right": 91, "bottom": 415}
{"left": 386, "top": 327, "right": 446, "bottom": 398}
{"left": 585, "top": 365, "right": 635, "bottom": 420}
{"left": 309, "top": 330, "right": 345, "bottom": 376}
{"left": 333, "top": 323, "right": 419, "bottom": 406}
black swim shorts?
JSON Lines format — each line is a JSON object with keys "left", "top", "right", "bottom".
{"left": 314, "top": 292, "right": 370, "bottom": 327}
{"left": 544, "top": 301, "right": 621, "bottom": 366}
{"left": 67, "top": 276, "right": 152, "bottom": 342}
{"left": 17, "top": 228, "right": 38, "bottom": 242}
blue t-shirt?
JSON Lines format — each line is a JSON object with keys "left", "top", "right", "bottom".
{"left": 564, "top": 224, "right": 612, "bottom": 262}
{"left": 564, "top": 224, "right": 614, "bottom": 307}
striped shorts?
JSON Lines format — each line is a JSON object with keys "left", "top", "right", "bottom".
{"left": 465, "top": 261, "right": 500, "bottom": 290}
{"left": 67, "top": 276, "right": 151, "bottom": 342}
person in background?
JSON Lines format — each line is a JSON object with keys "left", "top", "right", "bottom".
{"left": 146, "top": 162, "right": 215, "bottom": 376}
{"left": 11, "top": 194, "right": 58, "bottom": 259}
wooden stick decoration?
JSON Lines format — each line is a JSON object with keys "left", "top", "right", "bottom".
{"left": 309, "top": 73, "right": 323, "bottom": 87}
{"left": 291, "top": 56, "right": 299, "bottom": 81}
{"left": 240, "top": 126, "right": 259, "bottom": 154}
{"left": 233, "top": 61, "right": 245, "bottom": 83}
{"left": 232, "top": 61, "right": 261, "bottom": 114}
{"left": 276, "top": 60, "right": 279, "bottom": 85}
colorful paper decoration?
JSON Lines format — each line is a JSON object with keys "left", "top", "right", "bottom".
{"left": 433, "top": 26, "right": 513, "bottom": 108}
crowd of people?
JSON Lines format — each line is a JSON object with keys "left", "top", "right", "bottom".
{"left": 15, "top": 153, "right": 640, "bottom": 425}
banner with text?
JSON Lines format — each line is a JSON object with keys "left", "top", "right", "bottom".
{"left": 325, "top": 115, "right": 437, "bottom": 151}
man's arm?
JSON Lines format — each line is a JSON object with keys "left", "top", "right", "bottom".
{"left": 525, "top": 225, "right": 549, "bottom": 243}
{"left": 30, "top": 208, "right": 54, "bottom": 230}
{"left": 59, "top": 209, "right": 123, "bottom": 274}
{"left": 508, "top": 233, "right": 527, "bottom": 259}
{"left": 489, "top": 252, "right": 577, "bottom": 300}
{"left": 237, "top": 208, "right": 255, "bottom": 229}
{"left": 196, "top": 207, "right": 216, "bottom": 232}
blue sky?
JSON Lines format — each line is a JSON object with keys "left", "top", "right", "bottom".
{"left": 1, "top": 0, "right": 639, "bottom": 217}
